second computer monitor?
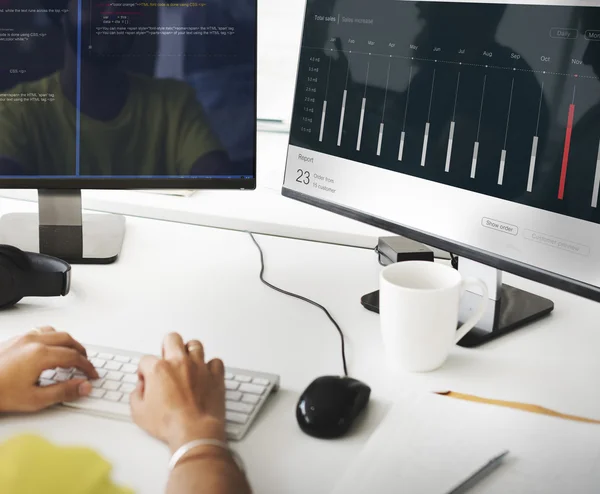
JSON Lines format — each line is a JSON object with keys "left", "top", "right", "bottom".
{"left": 283, "top": 0, "right": 600, "bottom": 342}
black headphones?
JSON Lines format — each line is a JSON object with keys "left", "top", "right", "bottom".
{"left": 0, "top": 245, "right": 71, "bottom": 309}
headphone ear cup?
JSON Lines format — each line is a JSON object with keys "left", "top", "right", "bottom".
{"left": 0, "top": 263, "right": 21, "bottom": 309}
{"left": 0, "top": 245, "right": 30, "bottom": 271}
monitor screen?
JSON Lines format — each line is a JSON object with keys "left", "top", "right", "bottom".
{"left": 283, "top": 0, "right": 600, "bottom": 297}
{"left": 0, "top": 0, "right": 256, "bottom": 184}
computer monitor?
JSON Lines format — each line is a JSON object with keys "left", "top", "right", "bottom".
{"left": 282, "top": 0, "right": 600, "bottom": 346}
{"left": 0, "top": 0, "right": 256, "bottom": 263}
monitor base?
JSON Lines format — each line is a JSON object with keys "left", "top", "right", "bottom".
{"left": 0, "top": 189, "right": 125, "bottom": 264}
{"left": 360, "top": 284, "right": 553, "bottom": 348}
{"left": 455, "top": 284, "right": 553, "bottom": 347}
{"left": 0, "top": 212, "right": 125, "bottom": 264}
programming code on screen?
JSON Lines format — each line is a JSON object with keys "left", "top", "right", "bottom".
{"left": 0, "top": 0, "right": 256, "bottom": 178}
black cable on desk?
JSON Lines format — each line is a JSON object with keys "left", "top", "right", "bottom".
{"left": 248, "top": 232, "right": 349, "bottom": 377}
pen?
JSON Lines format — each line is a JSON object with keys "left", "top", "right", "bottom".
{"left": 445, "top": 450, "right": 509, "bottom": 494}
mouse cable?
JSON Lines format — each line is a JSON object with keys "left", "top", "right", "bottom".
{"left": 248, "top": 232, "right": 349, "bottom": 377}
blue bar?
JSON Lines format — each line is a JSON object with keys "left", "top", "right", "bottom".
{"left": 76, "top": 0, "right": 82, "bottom": 176}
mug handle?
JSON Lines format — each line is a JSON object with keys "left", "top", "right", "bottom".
{"left": 455, "top": 277, "right": 489, "bottom": 343}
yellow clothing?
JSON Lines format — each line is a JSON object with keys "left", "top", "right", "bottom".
{"left": 0, "top": 434, "right": 133, "bottom": 493}
{"left": 0, "top": 72, "right": 221, "bottom": 176}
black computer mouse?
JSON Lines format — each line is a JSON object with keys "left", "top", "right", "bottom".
{"left": 296, "top": 375, "right": 371, "bottom": 439}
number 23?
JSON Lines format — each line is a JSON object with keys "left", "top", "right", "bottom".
{"left": 296, "top": 169, "right": 310, "bottom": 185}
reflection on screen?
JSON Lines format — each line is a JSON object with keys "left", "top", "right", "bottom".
{"left": 289, "top": 0, "right": 600, "bottom": 224}
{"left": 0, "top": 0, "right": 256, "bottom": 178}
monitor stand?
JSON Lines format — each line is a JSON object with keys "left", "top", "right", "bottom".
{"left": 455, "top": 258, "right": 553, "bottom": 347}
{"left": 361, "top": 258, "right": 554, "bottom": 347}
{"left": 0, "top": 189, "right": 125, "bottom": 264}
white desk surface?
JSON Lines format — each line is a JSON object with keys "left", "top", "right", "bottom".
{"left": 0, "top": 197, "right": 599, "bottom": 494}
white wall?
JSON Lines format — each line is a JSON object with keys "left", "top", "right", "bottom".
{"left": 257, "top": 0, "right": 307, "bottom": 121}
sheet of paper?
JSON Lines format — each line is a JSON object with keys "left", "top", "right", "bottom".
{"left": 331, "top": 391, "right": 600, "bottom": 494}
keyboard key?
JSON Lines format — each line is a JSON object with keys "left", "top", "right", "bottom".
{"left": 73, "top": 371, "right": 86, "bottom": 379}
{"left": 130, "top": 357, "right": 140, "bottom": 365}
{"left": 91, "top": 379, "right": 104, "bottom": 389}
{"left": 89, "top": 388, "right": 105, "bottom": 399}
{"left": 225, "top": 381, "right": 239, "bottom": 391}
{"left": 40, "top": 369, "right": 56, "bottom": 380}
{"left": 102, "top": 381, "right": 121, "bottom": 391}
{"left": 242, "top": 394, "right": 260, "bottom": 405}
{"left": 225, "top": 423, "right": 243, "bottom": 437}
{"left": 90, "top": 358, "right": 106, "bottom": 368}
{"left": 120, "top": 394, "right": 130, "bottom": 404}
{"left": 226, "top": 411, "right": 249, "bottom": 424}
{"left": 252, "top": 378, "right": 270, "bottom": 386}
{"left": 119, "top": 383, "right": 136, "bottom": 393}
{"left": 104, "top": 391, "right": 123, "bottom": 402}
{"left": 121, "top": 364, "right": 137, "bottom": 374}
{"left": 96, "top": 369, "right": 108, "bottom": 378}
{"left": 225, "top": 373, "right": 234, "bottom": 380}
{"left": 39, "top": 379, "right": 55, "bottom": 387}
{"left": 55, "top": 371, "right": 72, "bottom": 382}
{"left": 114, "top": 356, "right": 130, "bottom": 363}
{"left": 106, "top": 371, "right": 124, "bottom": 382}
{"left": 98, "top": 353, "right": 114, "bottom": 360}
{"left": 105, "top": 361, "right": 122, "bottom": 371}
{"left": 239, "top": 383, "right": 265, "bottom": 395}
{"left": 226, "top": 391, "right": 242, "bottom": 401}
{"left": 226, "top": 401, "right": 254, "bottom": 414}
{"left": 234, "top": 375, "right": 252, "bottom": 383}
{"left": 87, "top": 351, "right": 98, "bottom": 358}
{"left": 122, "top": 374, "right": 137, "bottom": 384}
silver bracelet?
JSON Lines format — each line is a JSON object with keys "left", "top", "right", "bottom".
{"left": 168, "top": 439, "right": 245, "bottom": 473}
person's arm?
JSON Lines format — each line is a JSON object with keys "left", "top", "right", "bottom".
{"left": 165, "top": 418, "right": 250, "bottom": 494}
{"left": 130, "top": 333, "right": 252, "bottom": 494}
{"left": 171, "top": 84, "right": 237, "bottom": 177}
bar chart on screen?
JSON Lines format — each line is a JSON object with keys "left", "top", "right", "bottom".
{"left": 289, "top": 0, "right": 600, "bottom": 223}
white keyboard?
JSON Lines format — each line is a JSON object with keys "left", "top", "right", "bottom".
{"left": 38, "top": 345, "right": 280, "bottom": 441}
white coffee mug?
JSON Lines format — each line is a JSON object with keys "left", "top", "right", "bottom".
{"left": 379, "top": 261, "right": 488, "bottom": 373}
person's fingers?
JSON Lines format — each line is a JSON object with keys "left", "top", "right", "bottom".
{"left": 186, "top": 340, "right": 204, "bottom": 364}
{"left": 162, "top": 333, "right": 187, "bottom": 360}
{"left": 30, "top": 326, "right": 55, "bottom": 334}
{"left": 129, "top": 380, "right": 144, "bottom": 423}
{"left": 137, "top": 355, "right": 159, "bottom": 379}
{"left": 32, "top": 332, "right": 87, "bottom": 356}
{"left": 33, "top": 379, "right": 91, "bottom": 410}
{"left": 40, "top": 347, "right": 98, "bottom": 379}
{"left": 207, "top": 358, "right": 225, "bottom": 378}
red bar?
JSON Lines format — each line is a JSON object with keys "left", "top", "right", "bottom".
{"left": 558, "top": 104, "right": 575, "bottom": 200}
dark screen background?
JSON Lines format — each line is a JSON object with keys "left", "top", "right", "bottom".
{"left": 289, "top": 0, "right": 600, "bottom": 224}
{"left": 0, "top": 0, "right": 256, "bottom": 178}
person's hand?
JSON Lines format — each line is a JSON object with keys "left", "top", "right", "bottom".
{"left": 0, "top": 326, "right": 98, "bottom": 413}
{"left": 131, "top": 333, "right": 226, "bottom": 452}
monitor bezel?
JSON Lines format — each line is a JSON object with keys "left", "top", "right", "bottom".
{"left": 0, "top": 177, "right": 256, "bottom": 189}
{"left": 282, "top": 186, "right": 600, "bottom": 303}
{"left": 0, "top": 1, "right": 258, "bottom": 191}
